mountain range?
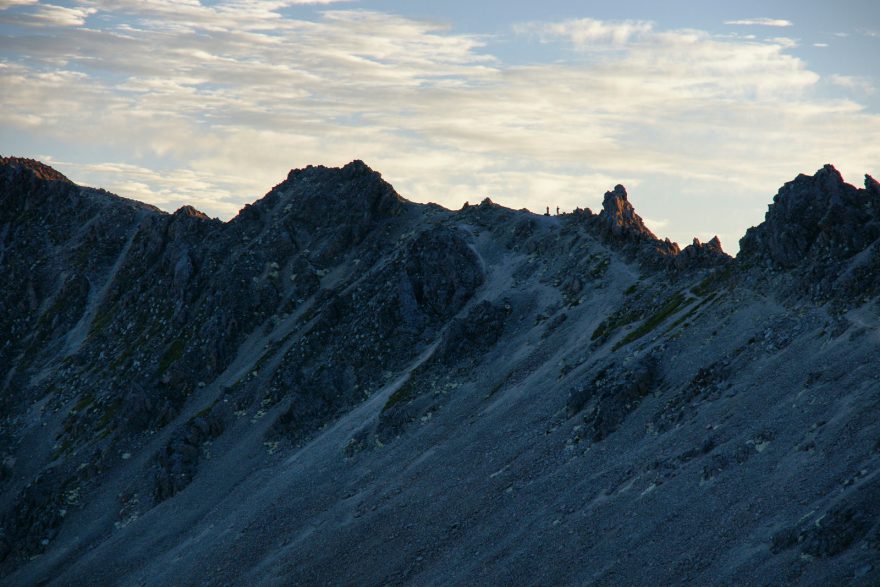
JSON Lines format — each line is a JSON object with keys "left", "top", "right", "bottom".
{"left": 1, "top": 156, "right": 879, "bottom": 585}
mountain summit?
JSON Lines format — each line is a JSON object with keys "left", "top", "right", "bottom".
{"left": 0, "top": 156, "right": 71, "bottom": 183}
{"left": 1, "top": 159, "right": 879, "bottom": 586}
{"left": 598, "top": 183, "right": 655, "bottom": 239}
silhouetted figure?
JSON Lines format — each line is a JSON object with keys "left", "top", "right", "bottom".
{"left": 545, "top": 206, "right": 550, "bottom": 216}
{"left": 556, "top": 206, "right": 560, "bottom": 215}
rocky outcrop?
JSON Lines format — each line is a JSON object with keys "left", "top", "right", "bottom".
{"left": 261, "top": 160, "right": 407, "bottom": 265}
{"left": 567, "top": 352, "right": 660, "bottom": 441}
{"left": 588, "top": 184, "right": 693, "bottom": 267}
{"left": 772, "top": 477, "right": 880, "bottom": 559}
{"left": 739, "top": 165, "right": 880, "bottom": 267}
{"left": 0, "top": 158, "right": 157, "bottom": 413}
{"left": 0, "top": 156, "right": 71, "bottom": 183}
{"left": 152, "top": 401, "right": 230, "bottom": 502}
{"left": 596, "top": 184, "right": 656, "bottom": 242}
{"left": 738, "top": 164, "right": 880, "bottom": 300}
{"left": 404, "top": 226, "right": 484, "bottom": 321}
{"left": 374, "top": 298, "right": 510, "bottom": 443}
{"left": 676, "top": 236, "right": 729, "bottom": 269}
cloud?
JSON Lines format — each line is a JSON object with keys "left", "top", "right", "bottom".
{"left": 813, "top": 43, "right": 829, "bottom": 48}
{"left": 830, "top": 74, "right": 875, "bottom": 94}
{"left": 1, "top": 8, "right": 878, "bottom": 250}
{"left": 0, "top": 0, "right": 36, "bottom": 9}
{"left": 47, "top": 159, "right": 253, "bottom": 217}
{"left": 766, "top": 37, "right": 797, "bottom": 48}
{"left": 724, "top": 18, "right": 793, "bottom": 28}
{"left": 515, "top": 18, "right": 653, "bottom": 47}
{"left": 0, "top": 3, "right": 96, "bottom": 26}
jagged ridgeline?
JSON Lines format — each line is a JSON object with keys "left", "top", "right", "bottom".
{"left": 1, "top": 155, "right": 879, "bottom": 585}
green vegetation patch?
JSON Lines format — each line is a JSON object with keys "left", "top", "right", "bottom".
{"left": 613, "top": 291, "right": 693, "bottom": 350}
{"left": 195, "top": 404, "right": 214, "bottom": 419}
{"left": 592, "top": 308, "right": 642, "bottom": 341}
{"left": 590, "top": 256, "right": 611, "bottom": 279}
{"left": 71, "top": 393, "right": 95, "bottom": 414}
{"left": 110, "top": 343, "right": 137, "bottom": 369}
{"left": 51, "top": 439, "right": 74, "bottom": 461}
{"left": 664, "top": 292, "right": 719, "bottom": 335}
{"left": 97, "top": 400, "right": 121, "bottom": 430}
{"left": 383, "top": 378, "right": 417, "bottom": 411}
{"left": 157, "top": 337, "right": 187, "bottom": 375}
{"left": 692, "top": 265, "right": 735, "bottom": 297}
{"left": 487, "top": 371, "right": 513, "bottom": 398}
{"left": 88, "top": 303, "right": 117, "bottom": 339}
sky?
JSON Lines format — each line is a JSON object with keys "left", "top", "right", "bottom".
{"left": 1, "top": 1, "right": 879, "bottom": 251}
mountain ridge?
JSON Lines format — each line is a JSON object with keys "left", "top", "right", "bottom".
{"left": 1, "top": 157, "right": 879, "bottom": 586}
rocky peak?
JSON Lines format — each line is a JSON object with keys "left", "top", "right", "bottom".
{"left": 589, "top": 184, "right": 687, "bottom": 267}
{"left": 230, "top": 159, "right": 405, "bottom": 234}
{"left": 738, "top": 164, "right": 880, "bottom": 269}
{"left": 675, "top": 236, "right": 729, "bottom": 269}
{"left": 283, "top": 159, "right": 381, "bottom": 185}
{"left": 0, "top": 156, "right": 71, "bottom": 183}
{"left": 598, "top": 184, "right": 656, "bottom": 241}
{"left": 813, "top": 163, "right": 846, "bottom": 192}
{"left": 704, "top": 236, "right": 722, "bottom": 251}
{"left": 694, "top": 236, "right": 722, "bottom": 253}
{"left": 173, "top": 205, "right": 210, "bottom": 220}
{"left": 866, "top": 174, "right": 880, "bottom": 198}
{"left": 271, "top": 160, "right": 405, "bottom": 226}
{"left": 228, "top": 160, "right": 408, "bottom": 264}
{"left": 340, "top": 159, "right": 376, "bottom": 179}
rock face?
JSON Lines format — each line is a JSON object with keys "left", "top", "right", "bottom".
{"left": 740, "top": 164, "right": 880, "bottom": 301}
{"left": 676, "top": 236, "right": 728, "bottom": 269}
{"left": 589, "top": 184, "right": 698, "bottom": 266}
{"left": 1, "top": 159, "right": 880, "bottom": 586}
{"left": 740, "top": 165, "right": 876, "bottom": 267}
{"left": 0, "top": 156, "right": 72, "bottom": 182}
{"left": 597, "top": 184, "right": 654, "bottom": 240}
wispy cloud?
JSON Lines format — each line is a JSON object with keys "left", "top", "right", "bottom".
{"left": 514, "top": 18, "right": 653, "bottom": 47}
{"left": 1, "top": 7, "right": 877, "bottom": 249}
{"left": 0, "top": 2, "right": 95, "bottom": 26}
{"left": 0, "top": 0, "right": 36, "bottom": 9}
{"left": 830, "top": 74, "right": 875, "bottom": 94}
{"left": 725, "top": 18, "right": 793, "bottom": 28}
